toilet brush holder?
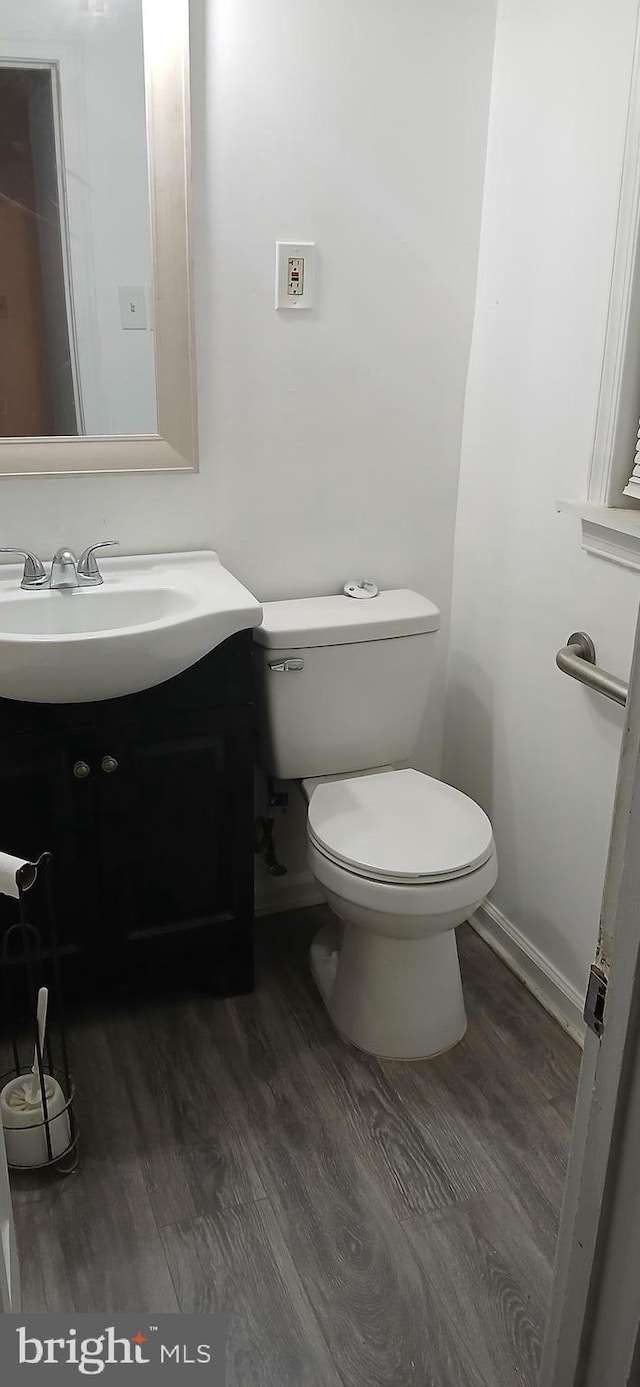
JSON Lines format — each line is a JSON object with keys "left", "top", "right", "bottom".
{"left": 0, "top": 1072, "right": 72, "bottom": 1169}
{"left": 0, "top": 851, "right": 77, "bottom": 1174}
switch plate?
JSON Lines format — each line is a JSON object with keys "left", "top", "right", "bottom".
{"left": 275, "top": 242, "right": 315, "bottom": 309}
{"left": 119, "top": 286, "right": 147, "bottom": 330}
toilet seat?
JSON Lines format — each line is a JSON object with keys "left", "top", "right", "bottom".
{"left": 307, "top": 768, "right": 494, "bottom": 885}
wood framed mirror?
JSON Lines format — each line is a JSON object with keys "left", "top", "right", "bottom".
{"left": 0, "top": 0, "right": 196, "bottom": 476}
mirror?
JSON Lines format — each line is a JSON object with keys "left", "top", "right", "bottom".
{"left": 0, "top": 0, "right": 196, "bottom": 475}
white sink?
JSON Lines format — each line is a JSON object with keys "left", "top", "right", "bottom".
{"left": 0, "top": 550, "right": 263, "bottom": 703}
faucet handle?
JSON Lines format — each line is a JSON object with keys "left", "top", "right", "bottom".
{"left": 77, "top": 540, "right": 120, "bottom": 585}
{"left": 0, "top": 549, "right": 47, "bottom": 590}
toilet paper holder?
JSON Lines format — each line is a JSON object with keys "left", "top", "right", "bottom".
{"left": 0, "top": 852, "right": 77, "bottom": 1174}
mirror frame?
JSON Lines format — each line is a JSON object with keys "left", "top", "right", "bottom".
{"left": 0, "top": 0, "right": 197, "bottom": 477}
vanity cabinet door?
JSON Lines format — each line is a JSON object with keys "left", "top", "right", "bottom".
{"left": 0, "top": 731, "right": 100, "bottom": 970}
{"left": 93, "top": 711, "right": 255, "bottom": 992}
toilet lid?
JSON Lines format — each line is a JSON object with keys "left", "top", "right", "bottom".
{"left": 307, "top": 769, "right": 494, "bottom": 884}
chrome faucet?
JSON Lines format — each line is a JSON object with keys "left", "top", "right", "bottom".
{"left": 0, "top": 550, "right": 48, "bottom": 590}
{"left": 50, "top": 547, "right": 80, "bottom": 590}
{"left": 0, "top": 542, "right": 119, "bottom": 590}
{"left": 76, "top": 541, "right": 120, "bottom": 587}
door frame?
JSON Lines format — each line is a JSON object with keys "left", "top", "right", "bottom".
{"left": 0, "top": 1126, "right": 19, "bottom": 1312}
{"left": 541, "top": 596, "right": 640, "bottom": 1383}
{"left": 0, "top": 56, "right": 85, "bottom": 433}
{"left": 1, "top": 37, "right": 105, "bottom": 432}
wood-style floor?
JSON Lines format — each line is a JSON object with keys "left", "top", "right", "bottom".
{"left": 11, "top": 907, "right": 580, "bottom": 1386}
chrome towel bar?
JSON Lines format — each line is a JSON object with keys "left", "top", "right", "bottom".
{"left": 556, "top": 632, "right": 628, "bottom": 707}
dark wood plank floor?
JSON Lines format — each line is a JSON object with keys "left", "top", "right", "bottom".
{"left": 11, "top": 907, "right": 580, "bottom": 1386}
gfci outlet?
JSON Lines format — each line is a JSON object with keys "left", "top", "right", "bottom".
{"left": 275, "top": 242, "right": 315, "bottom": 309}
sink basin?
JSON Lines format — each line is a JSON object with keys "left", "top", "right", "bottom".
{"left": 0, "top": 550, "right": 263, "bottom": 703}
{"left": 0, "top": 587, "right": 192, "bottom": 637}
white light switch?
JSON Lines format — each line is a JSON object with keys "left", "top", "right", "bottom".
{"left": 275, "top": 243, "right": 315, "bottom": 309}
{"left": 119, "top": 286, "right": 147, "bottom": 330}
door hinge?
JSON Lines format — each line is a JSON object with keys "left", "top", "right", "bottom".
{"left": 584, "top": 964, "right": 608, "bottom": 1038}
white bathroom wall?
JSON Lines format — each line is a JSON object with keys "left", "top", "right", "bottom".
{"left": 0, "top": 0, "right": 497, "bottom": 901}
{"left": 77, "top": 1, "right": 155, "bottom": 434}
{"left": 445, "top": 0, "right": 640, "bottom": 1019}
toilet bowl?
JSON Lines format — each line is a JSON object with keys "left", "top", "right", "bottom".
{"left": 304, "top": 768, "right": 498, "bottom": 1058}
{"left": 253, "top": 587, "right": 498, "bottom": 1060}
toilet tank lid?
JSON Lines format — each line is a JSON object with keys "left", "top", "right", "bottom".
{"left": 253, "top": 589, "right": 440, "bottom": 649}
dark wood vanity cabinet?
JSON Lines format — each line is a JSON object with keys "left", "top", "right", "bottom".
{"left": 0, "top": 633, "right": 256, "bottom": 998}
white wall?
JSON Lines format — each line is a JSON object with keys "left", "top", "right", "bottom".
{"left": 79, "top": 0, "right": 156, "bottom": 434}
{"left": 445, "top": 0, "right": 640, "bottom": 1002}
{"left": 0, "top": 0, "right": 497, "bottom": 897}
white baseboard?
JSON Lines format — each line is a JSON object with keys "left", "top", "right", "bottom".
{"left": 471, "top": 900, "right": 586, "bottom": 1049}
{"left": 255, "top": 870, "right": 324, "bottom": 918}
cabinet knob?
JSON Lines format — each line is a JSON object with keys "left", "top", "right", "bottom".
{"left": 101, "top": 755, "right": 119, "bottom": 774}
{"left": 73, "top": 760, "right": 91, "bottom": 779}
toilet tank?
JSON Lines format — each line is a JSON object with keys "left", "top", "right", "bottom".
{"left": 253, "top": 589, "right": 440, "bottom": 780}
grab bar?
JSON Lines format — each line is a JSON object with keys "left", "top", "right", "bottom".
{"left": 556, "top": 632, "right": 628, "bottom": 707}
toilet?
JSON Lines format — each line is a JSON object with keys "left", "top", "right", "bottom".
{"left": 253, "top": 587, "right": 498, "bottom": 1060}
